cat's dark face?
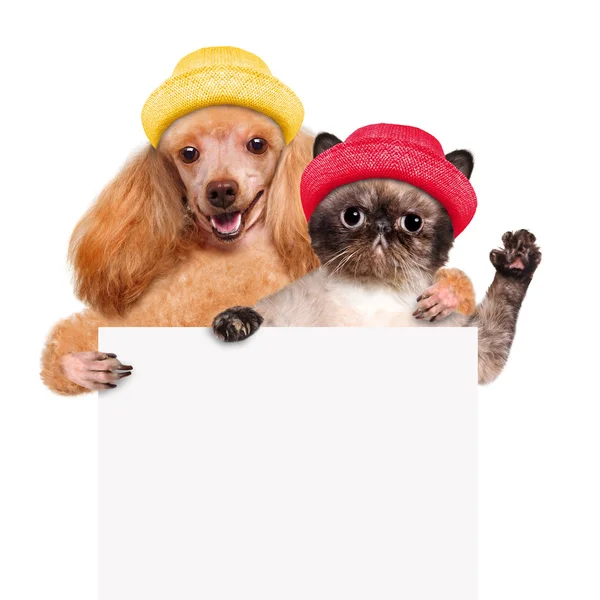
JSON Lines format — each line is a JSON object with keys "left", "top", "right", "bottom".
{"left": 307, "top": 133, "right": 474, "bottom": 286}
{"left": 309, "top": 179, "right": 455, "bottom": 284}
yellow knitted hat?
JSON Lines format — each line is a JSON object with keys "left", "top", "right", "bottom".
{"left": 141, "top": 46, "right": 304, "bottom": 147}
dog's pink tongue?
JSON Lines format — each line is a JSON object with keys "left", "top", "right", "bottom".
{"left": 210, "top": 212, "right": 242, "bottom": 234}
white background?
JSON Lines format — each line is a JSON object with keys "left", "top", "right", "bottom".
{"left": 98, "top": 328, "right": 477, "bottom": 600}
{"left": 0, "top": 0, "right": 598, "bottom": 598}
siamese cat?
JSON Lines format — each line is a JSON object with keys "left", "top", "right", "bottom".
{"left": 213, "top": 133, "right": 541, "bottom": 384}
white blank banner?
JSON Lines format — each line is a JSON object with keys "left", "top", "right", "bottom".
{"left": 99, "top": 327, "right": 478, "bottom": 600}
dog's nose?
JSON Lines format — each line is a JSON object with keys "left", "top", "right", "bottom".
{"left": 206, "top": 180, "right": 239, "bottom": 209}
{"left": 375, "top": 218, "right": 392, "bottom": 234}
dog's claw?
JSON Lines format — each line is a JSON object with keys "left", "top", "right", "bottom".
{"left": 58, "top": 351, "right": 133, "bottom": 391}
{"left": 414, "top": 291, "right": 450, "bottom": 320}
{"left": 213, "top": 306, "right": 264, "bottom": 343}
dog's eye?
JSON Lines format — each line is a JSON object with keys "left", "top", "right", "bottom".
{"left": 400, "top": 213, "right": 423, "bottom": 233}
{"left": 179, "top": 147, "right": 199, "bottom": 164}
{"left": 247, "top": 138, "right": 268, "bottom": 155}
{"left": 341, "top": 207, "right": 365, "bottom": 229}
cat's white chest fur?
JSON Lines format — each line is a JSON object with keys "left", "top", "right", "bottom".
{"left": 257, "top": 268, "right": 465, "bottom": 328}
{"left": 327, "top": 277, "right": 423, "bottom": 327}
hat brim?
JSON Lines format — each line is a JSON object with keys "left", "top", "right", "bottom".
{"left": 142, "top": 66, "right": 304, "bottom": 147}
{"left": 300, "top": 140, "right": 477, "bottom": 237}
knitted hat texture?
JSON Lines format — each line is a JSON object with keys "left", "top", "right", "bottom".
{"left": 142, "top": 46, "right": 304, "bottom": 147}
{"left": 300, "top": 124, "right": 477, "bottom": 237}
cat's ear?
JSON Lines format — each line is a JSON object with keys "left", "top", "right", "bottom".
{"left": 313, "top": 132, "right": 343, "bottom": 158}
{"left": 446, "top": 150, "right": 474, "bottom": 180}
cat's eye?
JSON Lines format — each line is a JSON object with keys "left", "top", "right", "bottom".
{"left": 247, "top": 138, "right": 268, "bottom": 155}
{"left": 179, "top": 146, "right": 199, "bottom": 164}
{"left": 341, "top": 207, "right": 365, "bottom": 228}
{"left": 400, "top": 213, "right": 423, "bottom": 233}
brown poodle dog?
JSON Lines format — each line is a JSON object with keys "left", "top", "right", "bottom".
{"left": 41, "top": 106, "right": 319, "bottom": 395}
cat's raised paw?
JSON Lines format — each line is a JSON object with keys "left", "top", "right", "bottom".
{"left": 212, "top": 306, "right": 264, "bottom": 343}
{"left": 490, "top": 229, "right": 541, "bottom": 282}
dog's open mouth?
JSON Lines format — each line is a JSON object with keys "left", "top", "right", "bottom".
{"left": 208, "top": 190, "right": 264, "bottom": 242}
{"left": 210, "top": 212, "right": 243, "bottom": 237}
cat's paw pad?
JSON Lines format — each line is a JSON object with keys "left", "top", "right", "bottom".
{"left": 490, "top": 229, "right": 541, "bottom": 281}
{"left": 212, "top": 306, "right": 264, "bottom": 343}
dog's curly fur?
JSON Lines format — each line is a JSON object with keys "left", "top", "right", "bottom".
{"left": 41, "top": 107, "right": 319, "bottom": 395}
{"left": 69, "top": 144, "right": 193, "bottom": 316}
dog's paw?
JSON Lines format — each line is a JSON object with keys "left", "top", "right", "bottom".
{"left": 59, "top": 351, "right": 133, "bottom": 391}
{"left": 212, "top": 306, "right": 264, "bottom": 343}
{"left": 490, "top": 229, "right": 541, "bottom": 282}
{"left": 414, "top": 282, "right": 458, "bottom": 322}
{"left": 414, "top": 268, "right": 476, "bottom": 321}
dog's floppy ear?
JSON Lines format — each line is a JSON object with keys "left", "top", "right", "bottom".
{"left": 446, "top": 150, "right": 474, "bottom": 180}
{"left": 313, "top": 132, "right": 343, "bottom": 158}
{"left": 267, "top": 129, "right": 320, "bottom": 280}
{"left": 69, "top": 145, "right": 192, "bottom": 315}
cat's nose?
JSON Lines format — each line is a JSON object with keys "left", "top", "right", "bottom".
{"left": 375, "top": 218, "right": 392, "bottom": 234}
{"left": 206, "top": 180, "right": 239, "bottom": 209}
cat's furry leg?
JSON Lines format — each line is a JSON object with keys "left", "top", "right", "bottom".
{"left": 470, "top": 230, "right": 541, "bottom": 384}
{"left": 414, "top": 268, "right": 476, "bottom": 322}
{"left": 213, "top": 272, "right": 319, "bottom": 340}
{"left": 213, "top": 306, "right": 264, "bottom": 343}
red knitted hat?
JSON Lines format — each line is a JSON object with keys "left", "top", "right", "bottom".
{"left": 300, "top": 124, "right": 477, "bottom": 237}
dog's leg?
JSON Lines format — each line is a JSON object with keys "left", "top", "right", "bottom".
{"left": 213, "top": 306, "right": 264, "bottom": 343}
{"left": 470, "top": 230, "right": 541, "bottom": 384}
{"left": 41, "top": 310, "right": 130, "bottom": 395}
